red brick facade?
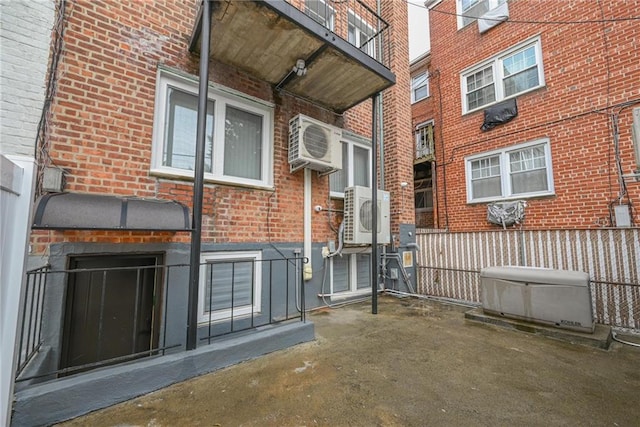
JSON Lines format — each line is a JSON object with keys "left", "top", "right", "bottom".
{"left": 32, "top": 0, "right": 414, "bottom": 254}
{"left": 428, "top": 0, "right": 640, "bottom": 231}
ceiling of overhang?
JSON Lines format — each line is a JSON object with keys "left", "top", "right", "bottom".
{"left": 190, "top": 0, "right": 395, "bottom": 113}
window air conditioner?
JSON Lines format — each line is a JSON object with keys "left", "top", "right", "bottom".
{"left": 288, "top": 114, "right": 342, "bottom": 174}
{"left": 344, "top": 185, "right": 390, "bottom": 245}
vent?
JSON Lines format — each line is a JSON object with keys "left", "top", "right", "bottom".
{"left": 289, "top": 114, "right": 342, "bottom": 174}
{"left": 344, "top": 186, "right": 390, "bottom": 245}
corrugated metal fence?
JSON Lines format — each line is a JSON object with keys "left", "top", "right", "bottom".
{"left": 415, "top": 228, "right": 640, "bottom": 330}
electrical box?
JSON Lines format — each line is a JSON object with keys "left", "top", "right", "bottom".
{"left": 614, "top": 205, "right": 631, "bottom": 227}
{"left": 42, "top": 167, "right": 64, "bottom": 193}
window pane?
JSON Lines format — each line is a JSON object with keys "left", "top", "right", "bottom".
{"left": 466, "top": 67, "right": 495, "bottom": 109}
{"left": 472, "top": 176, "right": 502, "bottom": 199}
{"left": 471, "top": 156, "right": 500, "bottom": 179}
{"left": 164, "top": 87, "right": 213, "bottom": 172}
{"left": 504, "top": 67, "right": 539, "bottom": 97}
{"left": 509, "top": 145, "right": 545, "bottom": 172}
{"left": 333, "top": 256, "right": 349, "bottom": 293}
{"left": 204, "top": 260, "right": 254, "bottom": 313}
{"left": 330, "top": 142, "right": 348, "bottom": 193}
{"left": 510, "top": 145, "right": 548, "bottom": 194}
{"left": 512, "top": 169, "right": 548, "bottom": 194}
{"left": 353, "top": 145, "right": 370, "bottom": 187}
{"left": 223, "top": 106, "right": 262, "bottom": 180}
{"left": 305, "top": 0, "right": 334, "bottom": 30}
{"left": 503, "top": 46, "right": 536, "bottom": 77}
{"left": 356, "top": 254, "right": 370, "bottom": 289}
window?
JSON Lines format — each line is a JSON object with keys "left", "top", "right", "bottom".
{"left": 411, "top": 73, "right": 429, "bottom": 103}
{"left": 198, "top": 251, "right": 262, "bottom": 323}
{"left": 461, "top": 38, "right": 544, "bottom": 113}
{"left": 457, "top": 0, "right": 506, "bottom": 28}
{"left": 152, "top": 69, "right": 273, "bottom": 187}
{"left": 329, "top": 132, "right": 371, "bottom": 198}
{"left": 465, "top": 138, "right": 554, "bottom": 203}
{"left": 330, "top": 252, "right": 371, "bottom": 295}
{"left": 415, "top": 121, "right": 434, "bottom": 160}
{"left": 305, "top": 0, "right": 335, "bottom": 30}
{"left": 348, "top": 11, "right": 377, "bottom": 58}
{"left": 414, "top": 162, "right": 433, "bottom": 211}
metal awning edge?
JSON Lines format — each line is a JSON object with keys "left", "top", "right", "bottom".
{"left": 32, "top": 193, "right": 192, "bottom": 232}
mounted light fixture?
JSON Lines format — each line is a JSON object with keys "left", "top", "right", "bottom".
{"left": 293, "top": 58, "right": 307, "bottom": 76}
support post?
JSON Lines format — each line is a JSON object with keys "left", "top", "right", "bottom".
{"left": 371, "top": 93, "right": 380, "bottom": 314}
{"left": 187, "top": 0, "right": 211, "bottom": 351}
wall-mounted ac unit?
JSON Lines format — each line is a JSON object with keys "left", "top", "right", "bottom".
{"left": 344, "top": 186, "right": 390, "bottom": 245}
{"left": 288, "top": 114, "right": 342, "bottom": 174}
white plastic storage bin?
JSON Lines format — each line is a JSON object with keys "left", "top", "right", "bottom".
{"left": 480, "top": 266, "right": 594, "bottom": 333}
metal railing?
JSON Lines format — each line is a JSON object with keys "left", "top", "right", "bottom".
{"left": 16, "top": 257, "right": 306, "bottom": 381}
{"left": 16, "top": 265, "right": 49, "bottom": 377}
{"left": 293, "top": 0, "right": 391, "bottom": 67}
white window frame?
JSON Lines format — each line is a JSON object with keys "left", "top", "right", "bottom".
{"left": 411, "top": 72, "right": 430, "bottom": 103}
{"left": 457, "top": 0, "right": 506, "bottom": 29}
{"left": 328, "top": 251, "right": 372, "bottom": 297}
{"left": 465, "top": 138, "right": 554, "bottom": 203}
{"left": 329, "top": 133, "right": 372, "bottom": 198}
{"left": 305, "top": 0, "right": 335, "bottom": 30}
{"left": 348, "top": 10, "right": 377, "bottom": 58}
{"left": 151, "top": 68, "right": 274, "bottom": 188}
{"left": 460, "top": 37, "right": 545, "bottom": 114}
{"left": 198, "top": 251, "right": 262, "bottom": 324}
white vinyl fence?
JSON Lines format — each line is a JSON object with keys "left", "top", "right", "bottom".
{"left": 416, "top": 228, "right": 640, "bottom": 330}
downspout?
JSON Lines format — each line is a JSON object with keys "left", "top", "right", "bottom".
{"left": 303, "top": 168, "right": 313, "bottom": 281}
{"left": 376, "top": 0, "right": 385, "bottom": 191}
{"left": 186, "top": 0, "right": 211, "bottom": 351}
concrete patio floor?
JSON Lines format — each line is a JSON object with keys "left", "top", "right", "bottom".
{"left": 57, "top": 295, "right": 640, "bottom": 426}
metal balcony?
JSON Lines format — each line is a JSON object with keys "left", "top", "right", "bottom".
{"left": 189, "top": 0, "right": 395, "bottom": 113}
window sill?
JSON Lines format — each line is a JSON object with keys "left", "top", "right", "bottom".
{"left": 317, "top": 288, "right": 372, "bottom": 301}
{"left": 411, "top": 95, "right": 430, "bottom": 104}
{"left": 150, "top": 168, "right": 274, "bottom": 192}
{"left": 467, "top": 192, "right": 555, "bottom": 205}
{"left": 462, "top": 86, "right": 546, "bottom": 116}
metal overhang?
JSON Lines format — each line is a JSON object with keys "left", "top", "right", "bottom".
{"left": 32, "top": 193, "right": 192, "bottom": 231}
{"left": 189, "top": 0, "right": 396, "bottom": 113}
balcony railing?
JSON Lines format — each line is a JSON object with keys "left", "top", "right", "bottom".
{"left": 16, "top": 257, "right": 306, "bottom": 382}
{"left": 291, "top": 0, "right": 390, "bottom": 66}
{"left": 415, "top": 123, "right": 435, "bottom": 162}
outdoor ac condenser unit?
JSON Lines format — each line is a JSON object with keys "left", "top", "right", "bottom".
{"left": 344, "top": 186, "right": 390, "bottom": 245}
{"left": 480, "top": 266, "right": 594, "bottom": 333}
{"left": 288, "top": 114, "right": 342, "bottom": 174}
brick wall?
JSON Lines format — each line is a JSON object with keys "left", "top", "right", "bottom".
{"left": 32, "top": 0, "right": 414, "bottom": 253}
{"left": 0, "top": 0, "right": 54, "bottom": 157}
{"left": 428, "top": 0, "right": 640, "bottom": 231}
{"left": 379, "top": 0, "right": 414, "bottom": 236}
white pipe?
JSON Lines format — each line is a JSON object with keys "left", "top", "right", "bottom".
{"left": 303, "top": 168, "right": 312, "bottom": 280}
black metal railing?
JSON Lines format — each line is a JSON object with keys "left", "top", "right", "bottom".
{"left": 16, "top": 256, "right": 306, "bottom": 381}
{"left": 295, "top": 0, "right": 391, "bottom": 66}
{"left": 16, "top": 265, "right": 49, "bottom": 377}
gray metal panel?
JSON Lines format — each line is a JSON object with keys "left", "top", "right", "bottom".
{"left": 480, "top": 266, "right": 594, "bottom": 332}
{"left": 480, "top": 266, "right": 590, "bottom": 287}
{"left": 32, "top": 193, "right": 191, "bottom": 231}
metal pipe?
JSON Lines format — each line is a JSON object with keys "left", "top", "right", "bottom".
{"left": 187, "top": 0, "right": 212, "bottom": 351}
{"left": 371, "top": 93, "right": 380, "bottom": 314}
